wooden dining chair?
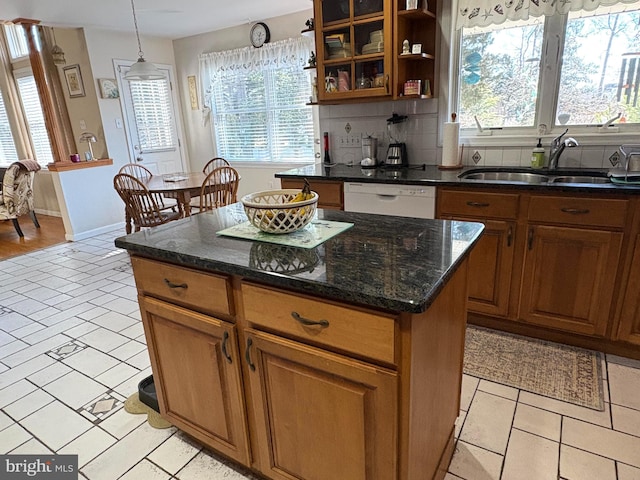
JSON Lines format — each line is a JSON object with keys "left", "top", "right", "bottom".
{"left": 198, "top": 166, "right": 240, "bottom": 212}
{"left": 119, "top": 163, "right": 178, "bottom": 229}
{"left": 202, "top": 157, "right": 230, "bottom": 174}
{"left": 113, "top": 173, "right": 181, "bottom": 233}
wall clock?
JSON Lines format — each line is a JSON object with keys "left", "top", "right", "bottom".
{"left": 250, "top": 22, "right": 270, "bottom": 48}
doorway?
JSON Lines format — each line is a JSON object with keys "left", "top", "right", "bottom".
{"left": 114, "top": 60, "right": 186, "bottom": 174}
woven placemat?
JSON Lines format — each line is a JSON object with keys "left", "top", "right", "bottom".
{"left": 464, "top": 325, "right": 605, "bottom": 410}
{"left": 124, "top": 393, "right": 172, "bottom": 429}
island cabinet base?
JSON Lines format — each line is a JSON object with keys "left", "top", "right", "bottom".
{"left": 130, "top": 255, "right": 469, "bottom": 480}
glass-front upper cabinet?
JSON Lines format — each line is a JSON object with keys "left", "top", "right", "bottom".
{"left": 315, "top": 0, "right": 392, "bottom": 102}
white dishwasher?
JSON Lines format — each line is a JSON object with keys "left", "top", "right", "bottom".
{"left": 343, "top": 182, "right": 436, "bottom": 219}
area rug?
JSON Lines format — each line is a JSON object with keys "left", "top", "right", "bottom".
{"left": 124, "top": 393, "right": 172, "bottom": 429}
{"left": 463, "top": 325, "right": 605, "bottom": 411}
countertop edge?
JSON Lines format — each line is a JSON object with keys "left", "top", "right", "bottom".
{"left": 275, "top": 165, "right": 640, "bottom": 193}
{"left": 115, "top": 220, "right": 484, "bottom": 314}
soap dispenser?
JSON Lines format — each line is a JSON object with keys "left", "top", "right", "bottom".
{"left": 531, "top": 138, "right": 545, "bottom": 169}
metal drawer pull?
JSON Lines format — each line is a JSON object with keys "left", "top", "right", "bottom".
{"left": 560, "top": 207, "right": 590, "bottom": 215}
{"left": 466, "top": 201, "right": 490, "bottom": 208}
{"left": 221, "top": 331, "right": 232, "bottom": 364}
{"left": 507, "top": 226, "right": 513, "bottom": 247}
{"left": 164, "top": 279, "right": 188, "bottom": 289}
{"left": 245, "top": 338, "right": 255, "bottom": 371}
{"left": 291, "top": 311, "right": 329, "bottom": 328}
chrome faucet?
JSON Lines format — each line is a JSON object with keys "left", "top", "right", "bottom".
{"left": 548, "top": 129, "right": 579, "bottom": 170}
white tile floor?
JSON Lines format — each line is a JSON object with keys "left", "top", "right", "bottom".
{"left": 1, "top": 230, "right": 640, "bottom": 479}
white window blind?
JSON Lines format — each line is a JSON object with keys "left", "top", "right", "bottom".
{"left": 16, "top": 75, "right": 53, "bottom": 166}
{"left": 200, "top": 37, "right": 314, "bottom": 163}
{"left": 0, "top": 90, "right": 18, "bottom": 164}
{"left": 3, "top": 24, "right": 30, "bottom": 59}
{"left": 129, "top": 79, "right": 176, "bottom": 153}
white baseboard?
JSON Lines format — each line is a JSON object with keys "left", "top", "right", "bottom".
{"left": 34, "top": 209, "right": 61, "bottom": 217}
{"left": 65, "top": 222, "right": 126, "bottom": 242}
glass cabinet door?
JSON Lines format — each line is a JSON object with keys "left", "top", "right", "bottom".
{"left": 315, "top": 0, "right": 392, "bottom": 101}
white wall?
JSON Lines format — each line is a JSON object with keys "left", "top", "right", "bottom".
{"left": 48, "top": 29, "right": 179, "bottom": 240}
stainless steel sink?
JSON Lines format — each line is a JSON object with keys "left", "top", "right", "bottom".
{"left": 550, "top": 175, "right": 611, "bottom": 184}
{"left": 459, "top": 169, "right": 611, "bottom": 185}
{"left": 459, "top": 171, "right": 550, "bottom": 184}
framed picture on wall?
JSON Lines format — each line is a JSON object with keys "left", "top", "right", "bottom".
{"left": 187, "top": 75, "right": 198, "bottom": 110}
{"left": 63, "top": 64, "right": 85, "bottom": 98}
{"left": 98, "top": 78, "right": 119, "bottom": 99}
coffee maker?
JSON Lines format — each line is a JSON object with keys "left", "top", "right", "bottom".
{"left": 384, "top": 113, "right": 408, "bottom": 167}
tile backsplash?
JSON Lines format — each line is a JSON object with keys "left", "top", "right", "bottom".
{"left": 319, "top": 101, "right": 621, "bottom": 169}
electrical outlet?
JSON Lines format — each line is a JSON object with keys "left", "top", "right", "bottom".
{"left": 79, "top": 120, "right": 86, "bottom": 130}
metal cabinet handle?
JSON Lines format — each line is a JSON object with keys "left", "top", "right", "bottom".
{"left": 528, "top": 227, "right": 534, "bottom": 250}
{"left": 466, "top": 201, "right": 490, "bottom": 208}
{"left": 245, "top": 337, "right": 255, "bottom": 371}
{"left": 221, "top": 331, "right": 232, "bottom": 364}
{"left": 291, "top": 311, "right": 329, "bottom": 328}
{"left": 507, "top": 226, "right": 513, "bottom": 247}
{"left": 164, "top": 279, "right": 188, "bottom": 289}
{"left": 560, "top": 207, "right": 590, "bottom": 215}
{"left": 385, "top": 74, "right": 390, "bottom": 95}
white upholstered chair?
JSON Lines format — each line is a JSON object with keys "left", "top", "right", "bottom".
{"left": 0, "top": 160, "right": 41, "bottom": 238}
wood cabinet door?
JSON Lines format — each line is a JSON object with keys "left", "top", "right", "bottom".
{"left": 519, "top": 225, "right": 622, "bottom": 336}
{"left": 446, "top": 217, "right": 515, "bottom": 317}
{"left": 244, "top": 329, "right": 397, "bottom": 480}
{"left": 315, "top": 0, "right": 393, "bottom": 102}
{"left": 616, "top": 233, "right": 640, "bottom": 345}
{"left": 280, "top": 179, "right": 344, "bottom": 210}
{"left": 140, "top": 296, "right": 250, "bottom": 464}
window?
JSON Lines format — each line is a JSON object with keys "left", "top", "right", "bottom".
{"left": 3, "top": 24, "right": 30, "bottom": 59}
{"left": 455, "top": 3, "right": 640, "bottom": 136}
{"left": 129, "top": 79, "right": 176, "bottom": 153}
{"left": 1, "top": 24, "right": 54, "bottom": 167}
{"left": 200, "top": 37, "right": 314, "bottom": 163}
{"left": 0, "top": 91, "right": 19, "bottom": 163}
{"left": 15, "top": 74, "right": 54, "bottom": 165}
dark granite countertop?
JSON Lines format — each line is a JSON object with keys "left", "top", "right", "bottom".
{"left": 275, "top": 164, "right": 640, "bottom": 194}
{"left": 115, "top": 204, "right": 484, "bottom": 314}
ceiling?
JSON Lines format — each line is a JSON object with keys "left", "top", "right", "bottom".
{"left": 0, "top": 0, "right": 312, "bottom": 39}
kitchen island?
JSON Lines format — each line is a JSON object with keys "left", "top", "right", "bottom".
{"left": 115, "top": 204, "right": 483, "bottom": 480}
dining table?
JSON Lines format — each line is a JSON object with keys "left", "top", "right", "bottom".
{"left": 145, "top": 172, "right": 207, "bottom": 218}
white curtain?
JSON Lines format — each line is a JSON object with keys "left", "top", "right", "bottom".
{"left": 198, "top": 36, "right": 313, "bottom": 124}
{"left": 456, "top": 0, "right": 640, "bottom": 29}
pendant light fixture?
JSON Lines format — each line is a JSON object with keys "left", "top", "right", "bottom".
{"left": 124, "top": 0, "right": 164, "bottom": 81}
{"left": 50, "top": 28, "right": 66, "bottom": 65}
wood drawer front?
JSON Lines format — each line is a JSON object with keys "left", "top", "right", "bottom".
{"left": 527, "top": 196, "right": 628, "bottom": 228}
{"left": 281, "top": 179, "right": 343, "bottom": 209}
{"left": 242, "top": 282, "right": 397, "bottom": 365}
{"left": 438, "top": 190, "right": 519, "bottom": 219}
{"left": 131, "top": 257, "right": 233, "bottom": 316}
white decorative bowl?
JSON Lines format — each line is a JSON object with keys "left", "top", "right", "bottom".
{"left": 241, "top": 189, "right": 319, "bottom": 234}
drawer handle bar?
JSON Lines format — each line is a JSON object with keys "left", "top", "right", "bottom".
{"left": 560, "top": 207, "right": 590, "bottom": 215}
{"left": 507, "top": 226, "right": 513, "bottom": 247}
{"left": 164, "top": 279, "right": 188, "bottom": 289}
{"left": 291, "top": 311, "right": 329, "bottom": 328}
{"left": 245, "top": 338, "right": 255, "bottom": 371}
{"left": 221, "top": 331, "right": 232, "bottom": 364}
{"left": 466, "top": 201, "right": 490, "bottom": 208}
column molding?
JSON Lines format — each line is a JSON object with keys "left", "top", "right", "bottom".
{"left": 14, "top": 19, "right": 70, "bottom": 164}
